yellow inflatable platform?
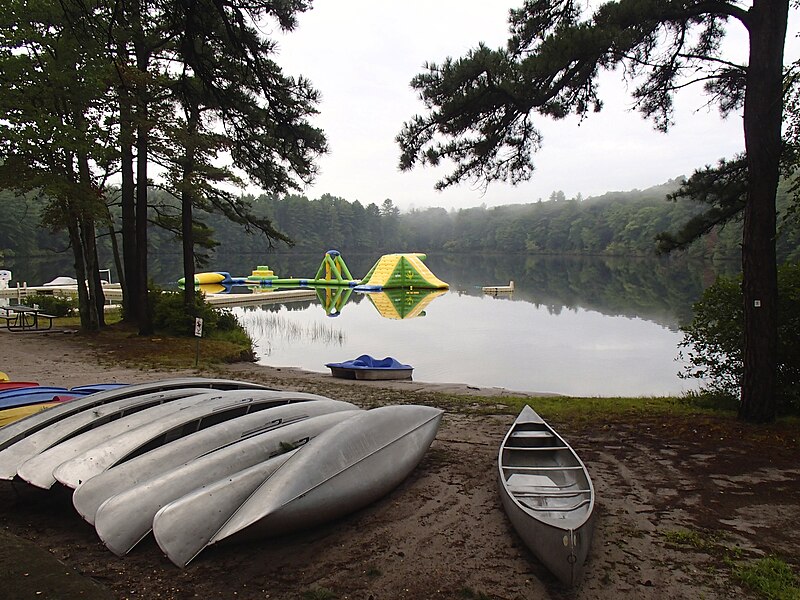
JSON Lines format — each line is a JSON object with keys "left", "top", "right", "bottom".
{"left": 357, "top": 253, "right": 449, "bottom": 290}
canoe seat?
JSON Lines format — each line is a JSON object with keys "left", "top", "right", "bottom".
{"left": 521, "top": 497, "right": 593, "bottom": 512}
{"left": 510, "top": 430, "right": 554, "bottom": 440}
{"left": 505, "top": 445, "right": 569, "bottom": 451}
{"left": 511, "top": 488, "right": 592, "bottom": 497}
{"left": 501, "top": 465, "right": 583, "bottom": 472}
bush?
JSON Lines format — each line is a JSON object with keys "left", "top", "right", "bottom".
{"left": 21, "top": 293, "right": 75, "bottom": 317}
{"left": 149, "top": 287, "right": 250, "bottom": 344}
{"left": 679, "top": 263, "right": 800, "bottom": 414}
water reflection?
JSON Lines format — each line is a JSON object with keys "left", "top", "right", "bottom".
{"left": 362, "top": 288, "right": 448, "bottom": 320}
{"left": 7, "top": 251, "right": 739, "bottom": 395}
{"left": 3, "top": 251, "right": 736, "bottom": 330}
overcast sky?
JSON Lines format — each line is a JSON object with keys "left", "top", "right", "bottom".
{"left": 267, "top": 1, "right": 795, "bottom": 211}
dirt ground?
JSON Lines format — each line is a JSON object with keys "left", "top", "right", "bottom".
{"left": 0, "top": 328, "right": 798, "bottom": 600}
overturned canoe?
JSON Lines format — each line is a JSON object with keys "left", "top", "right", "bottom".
{"left": 0, "top": 378, "right": 273, "bottom": 451}
{"left": 52, "top": 389, "right": 311, "bottom": 489}
{"left": 155, "top": 404, "right": 442, "bottom": 567}
{"left": 1, "top": 388, "right": 210, "bottom": 482}
{"left": 498, "top": 405, "right": 595, "bottom": 587}
{"left": 72, "top": 399, "right": 354, "bottom": 525}
{"left": 96, "top": 409, "right": 361, "bottom": 558}
{"left": 0, "top": 402, "right": 59, "bottom": 428}
{"left": 0, "top": 387, "right": 73, "bottom": 410}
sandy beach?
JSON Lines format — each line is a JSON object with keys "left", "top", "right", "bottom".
{"left": 0, "top": 328, "right": 798, "bottom": 600}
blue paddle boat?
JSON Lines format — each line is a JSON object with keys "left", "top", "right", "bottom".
{"left": 325, "top": 355, "right": 413, "bottom": 381}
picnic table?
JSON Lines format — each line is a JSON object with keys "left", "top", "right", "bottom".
{"left": 0, "top": 305, "right": 56, "bottom": 331}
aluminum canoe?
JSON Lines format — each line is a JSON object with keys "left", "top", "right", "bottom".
{"left": 0, "top": 378, "right": 273, "bottom": 451}
{"left": 95, "top": 409, "right": 362, "bottom": 558}
{"left": 82, "top": 399, "right": 356, "bottom": 532}
{"left": 70, "top": 397, "right": 352, "bottom": 523}
{"left": 160, "top": 404, "right": 443, "bottom": 566}
{"left": 52, "top": 389, "right": 312, "bottom": 489}
{"left": 15, "top": 389, "right": 220, "bottom": 487}
{"left": 152, "top": 452, "right": 296, "bottom": 567}
{"left": 1, "top": 388, "right": 210, "bottom": 482}
{"left": 497, "top": 405, "right": 595, "bottom": 587}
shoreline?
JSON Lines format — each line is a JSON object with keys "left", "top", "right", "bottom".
{"left": 1, "top": 329, "right": 798, "bottom": 600}
{"left": 0, "top": 327, "right": 557, "bottom": 399}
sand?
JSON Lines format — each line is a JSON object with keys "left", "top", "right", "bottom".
{"left": 0, "top": 328, "right": 798, "bottom": 600}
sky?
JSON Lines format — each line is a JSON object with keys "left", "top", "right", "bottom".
{"left": 262, "top": 1, "right": 795, "bottom": 211}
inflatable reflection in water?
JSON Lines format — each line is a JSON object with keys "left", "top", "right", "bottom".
{"left": 363, "top": 288, "right": 447, "bottom": 320}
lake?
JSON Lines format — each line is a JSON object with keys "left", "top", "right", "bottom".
{"left": 5, "top": 252, "right": 736, "bottom": 396}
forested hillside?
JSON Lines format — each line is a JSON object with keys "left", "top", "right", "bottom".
{"left": 3, "top": 179, "right": 800, "bottom": 263}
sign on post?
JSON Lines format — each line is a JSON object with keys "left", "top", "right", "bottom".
{"left": 194, "top": 318, "right": 203, "bottom": 367}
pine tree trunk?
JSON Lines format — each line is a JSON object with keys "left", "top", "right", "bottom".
{"left": 739, "top": 0, "right": 788, "bottom": 423}
{"left": 135, "top": 111, "right": 152, "bottom": 335}
{"left": 181, "top": 107, "right": 199, "bottom": 325}
{"left": 134, "top": 22, "right": 153, "bottom": 336}
{"left": 119, "top": 78, "right": 138, "bottom": 323}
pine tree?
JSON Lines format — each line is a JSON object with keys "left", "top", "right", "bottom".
{"left": 397, "top": 0, "right": 791, "bottom": 423}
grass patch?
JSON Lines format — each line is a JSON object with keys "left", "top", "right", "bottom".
{"left": 662, "top": 527, "right": 743, "bottom": 561}
{"left": 444, "top": 394, "right": 739, "bottom": 424}
{"left": 734, "top": 557, "right": 800, "bottom": 600}
{"left": 302, "top": 587, "right": 337, "bottom": 600}
{"left": 662, "top": 528, "right": 800, "bottom": 599}
{"left": 77, "top": 321, "right": 255, "bottom": 369}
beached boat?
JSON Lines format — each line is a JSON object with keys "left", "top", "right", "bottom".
{"left": 15, "top": 389, "right": 227, "bottom": 487}
{"left": 72, "top": 398, "right": 354, "bottom": 524}
{"left": 326, "top": 354, "right": 413, "bottom": 380}
{"left": 497, "top": 405, "right": 595, "bottom": 587}
{"left": 93, "top": 406, "right": 360, "bottom": 556}
{"left": 0, "top": 382, "right": 39, "bottom": 391}
{"left": 0, "top": 387, "right": 73, "bottom": 410}
{"left": 154, "top": 404, "right": 443, "bottom": 567}
{"left": 0, "top": 378, "right": 274, "bottom": 452}
{"left": 0, "top": 388, "right": 210, "bottom": 481}
{"left": 52, "top": 389, "right": 316, "bottom": 489}
{"left": 0, "top": 402, "right": 59, "bottom": 428}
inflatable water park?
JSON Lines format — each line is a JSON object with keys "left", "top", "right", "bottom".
{"left": 178, "top": 250, "right": 449, "bottom": 294}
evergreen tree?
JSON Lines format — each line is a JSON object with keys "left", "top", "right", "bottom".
{"left": 397, "top": 0, "right": 792, "bottom": 423}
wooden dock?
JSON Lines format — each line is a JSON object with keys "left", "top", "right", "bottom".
{"left": 0, "top": 284, "right": 317, "bottom": 308}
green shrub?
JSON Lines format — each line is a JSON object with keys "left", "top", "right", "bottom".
{"left": 149, "top": 287, "right": 250, "bottom": 345}
{"left": 21, "top": 293, "right": 75, "bottom": 317}
{"left": 679, "top": 263, "right": 800, "bottom": 414}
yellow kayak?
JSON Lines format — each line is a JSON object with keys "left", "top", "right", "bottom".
{"left": 0, "top": 402, "right": 59, "bottom": 428}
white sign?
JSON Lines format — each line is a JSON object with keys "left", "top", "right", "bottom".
{"left": 194, "top": 317, "right": 203, "bottom": 337}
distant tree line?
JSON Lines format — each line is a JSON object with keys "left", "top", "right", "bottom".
{"left": 3, "top": 178, "right": 800, "bottom": 264}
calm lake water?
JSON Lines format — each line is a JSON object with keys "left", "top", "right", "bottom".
{"left": 6, "top": 252, "right": 737, "bottom": 396}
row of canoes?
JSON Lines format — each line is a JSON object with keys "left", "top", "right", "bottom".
{"left": 0, "top": 378, "right": 443, "bottom": 567}
{"left": 0, "top": 377, "right": 595, "bottom": 586}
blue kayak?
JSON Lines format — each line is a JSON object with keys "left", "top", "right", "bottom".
{"left": 0, "top": 387, "right": 78, "bottom": 410}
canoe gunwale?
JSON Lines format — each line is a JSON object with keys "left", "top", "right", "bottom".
{"left": 497, "top": 405, "right": 595, "bottom": 587}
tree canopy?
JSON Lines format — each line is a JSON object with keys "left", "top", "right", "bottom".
{"left": 0, "top": 0, "right": 327, "bottom": 333}
{"left": 398, "top": 0, "right": 793, "bottom": 423}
